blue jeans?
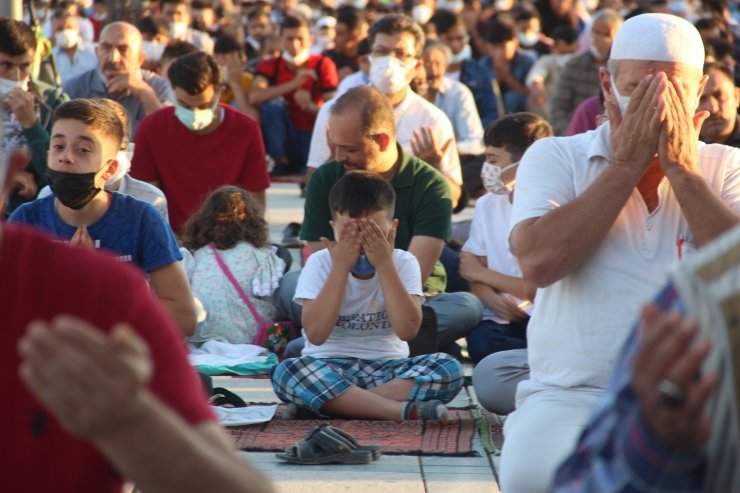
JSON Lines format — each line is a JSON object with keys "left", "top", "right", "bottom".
{"left": 466, "top": 318, "right": 528, "bottom": 364}
{"left": 275, "top": 270, "right": 483, "bottom": 356}
{"left": 439, "top": 245, "right": 469, "bottom": 293}
{"left": 259, "top": 99, "right": 312, "bottom": 168}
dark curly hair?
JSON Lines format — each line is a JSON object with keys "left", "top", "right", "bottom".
{"left": 182, "top": 186, "right": 269, "bottom": 251}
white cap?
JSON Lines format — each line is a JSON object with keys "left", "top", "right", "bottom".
{"left": 317, "top": 16, "right": 337, "bottom": 29}
{"left": 610, "top": 13, "right": 704, "bottom": 70}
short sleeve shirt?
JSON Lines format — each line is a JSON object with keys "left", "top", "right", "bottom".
{"left": 510, "top": 122, "right": 740, "bottom": 389}
{"left": 255, "top": 54, "right": 338, "bottom": 130}
{"left": 9, "top": 192, "right": 182, "bottom": 273}
{"left": 462, "top": 192, "right": 532, "bottom": 323}
{"left": 295, "top": 248, "right": 423, "bottom": 360}
{"left": 300, "top": 149, "right": 453, "bottom": 249}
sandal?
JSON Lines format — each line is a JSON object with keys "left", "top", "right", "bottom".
{"left": 209, "top": 387, "right": 247, "bottom": 408}
{"left": 318, "top": 424, "right": 382, "bottom": 460}
{"left": 276, "top": 426, "right": 373, "bottom": 465}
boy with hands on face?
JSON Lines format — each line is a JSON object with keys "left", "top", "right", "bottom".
{"left": 271, "top": 171, "right": 463, "bottom": 421}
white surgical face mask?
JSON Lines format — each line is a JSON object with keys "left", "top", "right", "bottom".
{"left": 55, "top": 29, "right": 79, "bottom": 49}
{"left": 315, "top": 34, "right": 334, "bottom": 50}
{"left": 481, "top": 161, "right": 518, "bottom": 195}
{"left": 412, "top": 4, "right": 434, "bottom": 25}
{"left": 106, "top": 143, "right": 134, "bottom": 186}
{"left": 142, "top": 41, "right": 166, "bottom": 61}
{"left": 282, "top": 49, "right": 310, "bottom": 66}
{"left": 170, "top": 21, "right": 188, "bottom": 39}
{"left": 175, "top": 100, "right": 218, "bottom": 131}
{"left": 448, "top": 43, "right": 471, "bottom": 64}
{"left": 518, "top": 32, "right": 538, "bottom": 48}
{"left": 610, "top": 75, "right": 631, "bottom": 117}
{"left": 0, "top": 77, "right": 28, "bottom": 100}
{"left": 369, "top": 55, "right": 415, "bottom": 95}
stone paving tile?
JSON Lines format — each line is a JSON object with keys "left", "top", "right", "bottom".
{"left": 425, "top": 477, "right": 500, "bottom": 493}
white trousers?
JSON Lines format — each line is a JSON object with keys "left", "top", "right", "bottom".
{"left": 499, "top": 384, "right": 603, "bottom": 493}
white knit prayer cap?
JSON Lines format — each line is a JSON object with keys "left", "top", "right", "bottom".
{"left": 609, "top": 13, "right": 704, "bottom": 70}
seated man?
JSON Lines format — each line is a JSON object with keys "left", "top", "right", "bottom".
{"left": 421, "top": 40, "right": 485, "bottom": 201}
{"left": 160, "top": 0, "right": 214, "bottom": 54}
{"left": 63, "top": 21, "right": 173, "bottom": 136}
{"left": 0, "top": 17, "right": 68, "bottom": 215}
{"left": 307, "top": 14, "right": 463, "bottom": 208}
{"left": 0, "top": 148, "right": 274, "bottom": 493}
{"left": 137, "top": 15, "right": 170, "bottom": 73}
{"left": 554, "top": 222, "right": 740, "bottom": 492}
{"left": 159, "top": 39, "right": 198, "bottom": 77}
{"left": 699, "top": 61, "right": 740, "bottom": 148}
{"left": 244, "top": 6, "right": 273, "bottom": 70}
{"left": 525, "top": 25, "right": 580, "bottom": 122}
{"left": 550, "top": 9, "right": 622, "bottom": 135}
{"left": 9, "top": 98, "right": 196, "bottom": 336}
{"left": 433, "top": 8, "right": 499, "bottom": 127}
{"left": 479, "top": 16, "right": 536, "bottom": 114}
{"left": 498, "top": 14, "right": 740, "bottom": 493}
{"left": 272, "top": 171, "right": 464, "bottom": 421}
{"left": 214, "top": 35, "right": 259, "bottom": 121}
{"left": 324, "top": 6, "right": 368, "bottom": 81}
{"left": 250, "top": 14, "right": 339, "bottom": 176}
{"left": 131, "top": 52, "right": 269, "bottom": 234}
{"left": 277, "top": 86, "right": 482, "bottom": 357}
{"left": 421, "top": 41, "right": 485, "bottom": 160}
{"left": 50, "top": 1, "right": 98, "bottom": 83}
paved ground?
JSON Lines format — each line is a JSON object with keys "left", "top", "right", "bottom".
{"left": 220, "top": 183, "right": 501, "bottom": 492}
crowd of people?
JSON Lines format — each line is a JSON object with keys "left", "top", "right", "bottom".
{"left": 2, "top": 0, "right": 740, "bottom": 491}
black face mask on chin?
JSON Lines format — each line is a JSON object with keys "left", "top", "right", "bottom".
{"left": 45, "top": 168, "right": 102, "bottom": 210}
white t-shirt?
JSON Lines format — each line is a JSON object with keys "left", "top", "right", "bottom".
{"left": 294, "top": 248, "right": 424, "bottom": 360}
{"left": 510, "top": 122, "right": 740, "bottom": 390}
{"left": 306, "top": 88, "right": 463, "bottom": 186}
{"left": 462, "top": 192, "right": 532, "bottom": 323}
{"left": 336, "top": 70, "right": 370, "bottom": 97}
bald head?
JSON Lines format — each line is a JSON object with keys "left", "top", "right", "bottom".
{"left": 331, "top": 86, "right": 396, "bottom": 139}
{"left": 97, "top": 22, "right": 145, "bottom": 77}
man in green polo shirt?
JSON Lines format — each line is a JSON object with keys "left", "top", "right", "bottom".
{"left": 276, "top": 86, "right": 482, "bottom": 356}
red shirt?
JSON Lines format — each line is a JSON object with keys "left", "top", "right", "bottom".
{"left": 131, "top": 104, "right": 270, "bottom": 233}
{"left": 1, "top": 224, "right": 214, "bottom": 493}
{"left": 256, "top": 53, "right": 338, "bottom": 131}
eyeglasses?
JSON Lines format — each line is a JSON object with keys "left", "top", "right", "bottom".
{"left": 369, "top": 48, "right": 417, "bottom": 64}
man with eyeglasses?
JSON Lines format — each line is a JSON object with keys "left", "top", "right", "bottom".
{"left": 63, "top": 22, "right": 173, "bottom": 136}
{"left": 306, "top": 14, "right": 463, "bottom": 210}
{"left": 131, "top": 52, "right": 269, "bottom": 235}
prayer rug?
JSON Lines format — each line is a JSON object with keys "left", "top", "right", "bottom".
{"left": 227, "top": 407, "right": 504, "bottom": 457}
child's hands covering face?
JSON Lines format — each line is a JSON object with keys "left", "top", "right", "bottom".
{"left": 321, "top": 219, "right": 361, "bottom": 272}
{"left": 360, "top": 218, "right": 395, "bottom": 270}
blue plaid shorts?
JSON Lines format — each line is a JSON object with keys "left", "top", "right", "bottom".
{"left": 270, "top": 353, "right": 464, "bottom": 412}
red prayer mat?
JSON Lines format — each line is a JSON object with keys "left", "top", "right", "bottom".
{"left": 227, "top": 408, "right": 503, "bottom": 456}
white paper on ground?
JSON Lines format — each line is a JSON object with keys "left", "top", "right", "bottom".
{"left": 213, "top": 404, "right": 278, "bottom": 427}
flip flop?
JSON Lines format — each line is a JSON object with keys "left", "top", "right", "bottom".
{"left": 318, "top": 424, "right": 382, "bottom": 460}
{"left": 209, "top": 387, "right": 247, "bottom": 408}
{"left": 276, "top": 426, "right": 373, "bottom": 465}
